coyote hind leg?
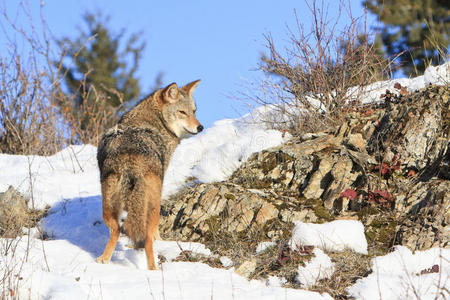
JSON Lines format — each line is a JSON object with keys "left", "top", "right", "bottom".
{"left": 144, "top": 172, "right": 162, "bottom": 270}
{"left": 96, "top": 174, "right": 120, "bottom": 264}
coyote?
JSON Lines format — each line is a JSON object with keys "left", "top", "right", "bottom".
{"left": 96, "top": 80, "right": 203, "bottom": 270}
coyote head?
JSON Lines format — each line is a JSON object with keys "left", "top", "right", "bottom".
{"left": 161, "top": 80, "right": 203, "bottom": 138}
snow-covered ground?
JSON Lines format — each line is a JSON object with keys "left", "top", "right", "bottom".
{"left": 0, "top": 145, "right": 99, "bottom": 210}
{"left": 0, "top": 63, "right": 449, "bottom": 299}
{"left": 290, "top": 220, "right": 368, "bottom": 255}
{"left": 347, "top": 246, "right": 450, "bottom": 300}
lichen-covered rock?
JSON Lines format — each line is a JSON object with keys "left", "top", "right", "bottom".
{"left": 394, "top": 180, "right": 449, "bottom": 249}
{"left": 232, "top": 133, "right": 367, "bottom": 209}
{"left": 160, "top": 84, "right": 450, "bottom": 254}
{"left": 368, "top": 85, "right": 449, "bottom": 175}
{"left": 161, "top": 183, "right": 282, "bottom": 241}
{"left": 344, "top": 133, "right": 367, "bottom": 153}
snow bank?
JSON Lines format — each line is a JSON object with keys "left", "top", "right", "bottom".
{"left": 290, "top": 220, "right": 368, "bottom": 255}
{"left": 347, "top": 246, "right": 450, "bottom": 300}
{"left": 350, "top": 62, "right": 449, "bottom": 104}
{"left": 162, "top": 118, "right": 290, "bottom": 197}
{"left": 296, "top": 248, "right": 335, "bottom": 288}
{"left": 41, "top": 195, "right": 210, "bottom": 265}
{"left": 0, "top": 145, "right": 99, "bottom": 209}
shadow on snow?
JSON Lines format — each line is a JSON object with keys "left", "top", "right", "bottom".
{"left": 40, "top": 196, "right": 119, "bottom": 258}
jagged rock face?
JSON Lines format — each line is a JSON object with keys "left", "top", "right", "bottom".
{"left": 160, "top": 84, "right": 450, "bottom": 252}
{"left": 368, "top": 85, "right": 449, "bottom": 176}
{"left": 231, "top": 134, "right": 370, "bottom": 211}
{"left": 394, "top": 180, "right": 449, "bottom": 249}
{"left": 160, "top": 182, "right": 312, "bottom": 242}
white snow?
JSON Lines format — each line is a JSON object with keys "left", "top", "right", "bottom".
{"left": 347, "top": 246, "right": 450, "bottom": 300}
{"left": 0, "top": 145, "right": 99, "bottom": 210}
{"left": 266, "top": 275, "right": 288, "bottom": 287}
{"left": 290, "top": 220, "right": 368, "bottom": 255}
{"left": 0, "top": 119, "right": 290, "bottom": 209}
{"left": 0, "top": 188, "right": 333, "bottom": 300}
{"left": 155, "top": 240, "right": 211, "bottom": 261}
{"left": 1, "top": 237, "right": 333, "bottom": 300}
{"left": 347, "top": 61, "right": 449, "bottom": 105}
{"left": 256, "top": 241, "right": 276, "bottom": 254}
{"left": 296, "top": 248, "right": 335, "bottom": 288}
{"left": 219, "top": 256, "right": 234, "bottom": 268}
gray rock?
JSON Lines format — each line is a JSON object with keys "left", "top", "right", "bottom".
{"left": 0, "top": 186, "right": 29, "bottom": 237}
{"left": 235, "top": 258, "right": 257, "bottom": 278}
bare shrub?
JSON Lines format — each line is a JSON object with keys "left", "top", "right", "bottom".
{"left": 0, "top": 51, "right": 65, "bottom": 155}
{"left": 312, "top": 250, "right": 371, "bottom": 298}
{"left": 0, "top": 1, "right": 129, "bottom": 153}
{"left": 0, "top": 1, "right": 68, "bottom": 155}
{"left": 243, "top": 0, "right": 394, "bottom": 134}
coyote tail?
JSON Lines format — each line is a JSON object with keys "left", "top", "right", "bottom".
{"left": 121, "top": 173, "right": 148, "bottom": 246}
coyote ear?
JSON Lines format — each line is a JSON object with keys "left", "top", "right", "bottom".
{"left": 182, "top": 79, "right": 200, "bottom": 98}
{"left": 163, "top": 82, "right": 180, "bottom": 103}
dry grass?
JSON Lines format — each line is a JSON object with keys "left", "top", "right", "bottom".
{"left": 250, "top": 243, "right": 313, "bottom": 284}
{"left": 312, "top": 250, "right": 371, "bottom": 299}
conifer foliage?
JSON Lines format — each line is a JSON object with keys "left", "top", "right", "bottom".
{"left": 56, "top": 12, "right": 145, "bottom": 142}
{"left": 364, "top": 0, "right": 449, "bottom": 75}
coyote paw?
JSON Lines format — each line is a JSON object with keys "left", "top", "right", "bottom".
{"left": 96, "top": 256, "right": 110, "bottom": 264}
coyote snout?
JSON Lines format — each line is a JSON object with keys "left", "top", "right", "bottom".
{"left": 96, "top": 80, "right": 202, "bottom": 270}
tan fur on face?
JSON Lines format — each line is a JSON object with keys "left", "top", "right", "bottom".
{"left": 162, "top": 80, "right": 202, "bottom": 137}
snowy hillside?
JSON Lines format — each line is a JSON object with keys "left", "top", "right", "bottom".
{"left": 0, "top": 62, "right": 449, "bottom": 299}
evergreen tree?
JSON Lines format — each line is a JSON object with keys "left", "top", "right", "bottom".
{"left": 364, "top": 0, "right": 449, "bottom": 75}
{"left": 56, "top": 11, "right": 145, "bottom": 135}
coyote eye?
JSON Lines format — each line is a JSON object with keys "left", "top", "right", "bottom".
{"left": 178, "top": 110, "right": 187, "bottom": 115}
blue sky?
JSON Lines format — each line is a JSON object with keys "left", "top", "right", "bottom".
{"left": 1, "top": 1, "right": 374, "bottom": 128}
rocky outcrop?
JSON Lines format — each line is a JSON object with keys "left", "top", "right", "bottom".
{"left": 367, "top": 85, "right": 449, "bottom": 178}
{"left": 0, "top": 186, "right": 29, "bottom": 237}
{"left": 161, "top": 84, "right": 449, "bottom": 252}
{"left": 394, "top": 180, "right": 449, "bottom": 249}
